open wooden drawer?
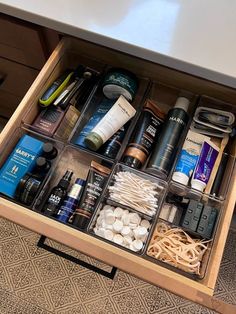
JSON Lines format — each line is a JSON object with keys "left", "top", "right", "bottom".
{"left": 0, "top": 37, "right": 236, "bottom": 313}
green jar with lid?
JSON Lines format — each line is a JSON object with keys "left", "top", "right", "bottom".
{"left": 102, "top": 68, "right": 138, "bottom": 101}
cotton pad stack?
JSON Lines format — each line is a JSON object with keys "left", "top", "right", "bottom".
{"left": 93, "top": 204, "right": 151, "bottom": 252}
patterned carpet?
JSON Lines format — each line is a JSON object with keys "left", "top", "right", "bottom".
{"left": 0, "top": 217, "right": 235, "bottom": 314}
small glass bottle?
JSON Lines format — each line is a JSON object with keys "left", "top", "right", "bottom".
{"left": 43, "top": 170, "right": 73, "bottom": 217}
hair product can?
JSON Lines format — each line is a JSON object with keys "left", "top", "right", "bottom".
{"left": 146, "top": 97, "right": 189, "bottom": 179}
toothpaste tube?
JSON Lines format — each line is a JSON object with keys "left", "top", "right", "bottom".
{"left": 191, "top": 139, "right": 219, "bottom": 192}
{"left": 172, "top": 130, "right": 209, "bottom": 185}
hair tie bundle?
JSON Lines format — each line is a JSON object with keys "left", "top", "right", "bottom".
{"left": 147, "top": 222, "right": 210, "bottom": 275}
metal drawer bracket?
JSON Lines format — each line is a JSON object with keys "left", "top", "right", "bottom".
{"left": 37, "top": 235, "right": 118, "bottom": 279}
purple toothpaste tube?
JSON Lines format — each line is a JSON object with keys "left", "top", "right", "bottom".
{"left": 191, "top": 140, "right": 219, "bottom": 192}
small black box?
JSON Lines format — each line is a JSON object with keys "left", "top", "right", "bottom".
{"left": 197, "top": 205, "right": 218, "bottom": 239}
{"left": 181, "top": 200, "right": 204, "bottom": 232}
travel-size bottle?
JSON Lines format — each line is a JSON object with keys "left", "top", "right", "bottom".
{"left": 43, "top": 170, "right": 73, "bottom": 217}
{"left": 57, "top": 178, "right": 85, "bottom": 223}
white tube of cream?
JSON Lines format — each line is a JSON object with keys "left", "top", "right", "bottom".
{"left": 85, "top": 95, "right": 136, "bottom": 151}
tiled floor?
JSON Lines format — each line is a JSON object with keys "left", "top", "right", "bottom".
{"left": 0, "top": 217, "right": 235, "bottom": 314}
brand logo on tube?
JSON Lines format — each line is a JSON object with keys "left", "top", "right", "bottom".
{"left": 118, "top": 103, "right": 130, "bottom": 116}
{"left": 16, "top": 149, "right": 35, "bottom": 160}
{"left": 169, "top": 116, "right": 185, "bottom": 125}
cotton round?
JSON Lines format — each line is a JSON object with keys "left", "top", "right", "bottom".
{"left": 140, "top": 219, "right": 151, "bottom": 229}
{"left": 130, "top": 239, "right": 143, "bottom": 252}
{"left": 104, "top": 229, "right": 114, "bottom": 240}
{"left": 129, "top": 213, "right": 141, "bottom": 225}
{"left": 122, "top": 214, "right": 130, "bottom": 225}
{"left": 105, "top": 213, "right": 116, "bottom": 225}
{"left": 114, "top": 207, "right": 124, "bottom": 218}
{"left": 113, "top": 234, "right": 124, "bottom": 245}
{"left": 121, "top": 226, "right": 131, "bottom": 236}
{"left": 113, "top": 220, "right": 124, "bottom": 232}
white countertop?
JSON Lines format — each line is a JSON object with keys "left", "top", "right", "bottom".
{"left": 1, "top": 0, "right": 236, "bottom": 88}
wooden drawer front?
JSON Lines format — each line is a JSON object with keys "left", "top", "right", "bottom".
{"left": 0, "top": 14, "right": 47, "bottom": 69}
{"left": 0, "top": 38, "right": 235, "bottom": 313}
{"left": 0, "top": 57, "right": 38, "bottom": 118}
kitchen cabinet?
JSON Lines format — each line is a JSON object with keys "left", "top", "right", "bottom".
{"left": 0, "top": 13, "right": 59, "bottom": 125}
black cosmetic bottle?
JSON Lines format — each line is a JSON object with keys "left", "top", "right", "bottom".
{"left": 43, "top": 170, "right": 73, "bottom": 217}
{"left": 146, "top": 97, "right": 189, "bottom": 179}
{"left": 42, "top": 143, "right": 58, "bottom": 160}
{"left": 34, "top": 157, "right": 51, "bottom": 177}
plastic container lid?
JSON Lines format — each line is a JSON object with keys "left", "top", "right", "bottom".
{"left": 172, "top": 172, "right": 189, "bottom": 186}
{"left": 174, "top": 97, "right": 190, "bottom": 112}
{"left": 122, "top": 156, "right": 142, "bottom": 169}
{"left": 102, "top": 145, "right": 118, "bottom": 159}
{"left": 42, "top": 142, "right": 58, "bottom": 160}
{"left": 102, "top": 68, "right": 138, "bottom": 101}
{"left": 59, "top": 170, "right": 73, "bottom": 189}
{"left": 36, "top": 157, "right": 47, "bottom": 167}
{"left": 85, "top": 132, "right": 103, "bottom": 151}
{"left": 103, "top": 85, "right": 133, "bottom": 102}
{"left": 191, "top": 179, "right": 206, "bottom": 192}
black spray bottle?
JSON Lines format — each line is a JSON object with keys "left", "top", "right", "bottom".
{"left": 43, "top": 170, "right": 73, "bottom": 217}
{"left": 146, "top": 97, "right": 189, "bottom": 179}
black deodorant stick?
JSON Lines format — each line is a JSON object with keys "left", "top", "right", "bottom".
{"left": 146, "top": 97, "right": 189, "bottom": 179}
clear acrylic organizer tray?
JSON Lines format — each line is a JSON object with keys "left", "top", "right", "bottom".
{"left": 87, "top": 196, "right": 157, "bottom": 256}
{"left": 33, "top": 144, "right": 114, "bottom": 216}
{"left": 103, "top": 163, "right": 168, "bottom": 218}
{"left": 87, "top": 161, "right": 168, "bottom": 256}
{"left": 0, "top": 126, "right": 64, "bottom": 209}
{"left": 69, "top": 69, "right": 150, "bottom": 162}
{"left": 144, "top": 189, "right": 223, "bottom": 280}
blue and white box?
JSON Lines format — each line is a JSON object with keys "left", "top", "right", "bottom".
{"left": 0, "top": 135, "right": 44, "bottom": 198}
